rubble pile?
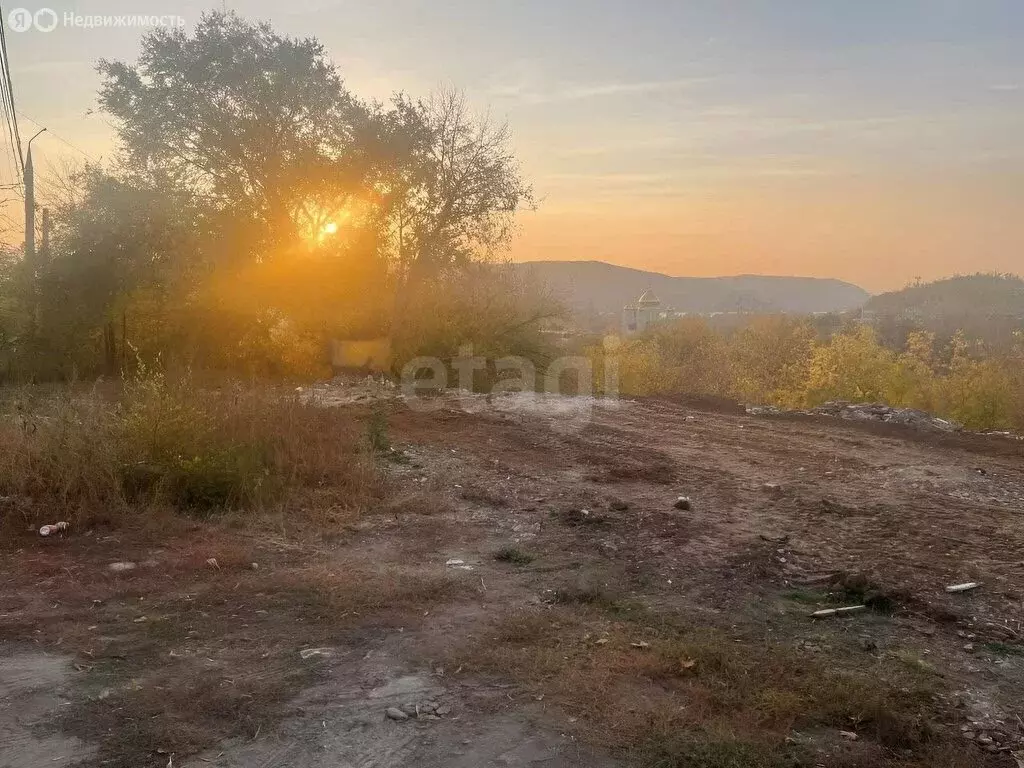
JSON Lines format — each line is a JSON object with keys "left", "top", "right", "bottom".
{"left": 746, "top": 400, "right": 962, "bottom": 433}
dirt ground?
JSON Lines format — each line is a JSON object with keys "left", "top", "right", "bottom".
{"left": 2, "top": 387, "right": 1023, "bottom": 767}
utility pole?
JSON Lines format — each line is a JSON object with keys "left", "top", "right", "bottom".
{"left": 40, "top": 207, "right": 50, "bottom": 262}
{"left": 24, "top": 128, "right": 46, "bottom": 268}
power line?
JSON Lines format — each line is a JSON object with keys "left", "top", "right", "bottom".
{"left": 0, "top": 102, "right": 19, "bottom": 193}
{"left": 16, "top": 112, "right": 97, "bottom": 161}
{"left": 0, "top": 4, "right": 24, "bottom": 175}
{"left": 0, "top": 40, "right": 19, "bottom": 191}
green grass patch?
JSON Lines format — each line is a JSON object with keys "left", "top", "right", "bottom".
{"left": 983, "top": 641, "right": 1024, "bottom": 657}
{"left": 494, "top": 546, "right": 535, "bottom": 565}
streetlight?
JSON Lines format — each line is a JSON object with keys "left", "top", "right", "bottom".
{"left": 24, "top": 128, "right": 47, "bottom": 263}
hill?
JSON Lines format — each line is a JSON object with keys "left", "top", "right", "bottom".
{"left": 514, "top": 260, "right": 870, "bottom": 315}
{"left": 864, "top": 273, "right": 1024, "bottom": 318}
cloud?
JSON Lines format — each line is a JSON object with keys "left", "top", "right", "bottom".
{"left": 489, "top": 76, "right": 709, "bottom": 105}
{"left": 988, "top": 83, "right": 1020, "bottom": 92}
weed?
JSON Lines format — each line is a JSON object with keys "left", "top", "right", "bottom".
{"left": 982, "top": 641, "right": 1024, "bottom": 657}
{"left": 365, "top": 406, "right": 391, "bottom": 453}
{"left": 494, "top": 545, "right": 535, "bottom": 565}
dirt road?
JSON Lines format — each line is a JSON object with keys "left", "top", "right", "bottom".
{"left": 2, "top": 389, "right": 1022, "bottom": 767}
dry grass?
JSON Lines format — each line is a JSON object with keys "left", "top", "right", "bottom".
{"left": 0, "top": 373, "right": 383, "bottom": 539}
{"left": 450, "top": 603, "right": 988, "bottom": 768}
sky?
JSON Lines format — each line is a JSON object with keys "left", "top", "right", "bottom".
{"left": 4, "top": 0, "right": 1024, "bottom": 292}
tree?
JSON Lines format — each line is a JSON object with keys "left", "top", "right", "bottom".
{"left": 9, "top": 13, "right": 538, "bottom": 381}
{"left": 97, "top": 15, "right": 532, "bottom": 277}
{"left": 97, "top": 11, "right": 390, "bottom": 251}
{"left": 36, "top": 165, "right": 197, "bottom": 375}
{"left": 805, "top": 325, "right": 898, "bottom": 404}
{"left": 387, "top": 90, "right": 534, "bottom": 280}
{"left": 729, "top": 315, "right": 816, "bottom": 406}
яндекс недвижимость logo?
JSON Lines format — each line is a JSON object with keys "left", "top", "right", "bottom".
{"left": 7, "top": 8, "right": 183, "bottom": 32}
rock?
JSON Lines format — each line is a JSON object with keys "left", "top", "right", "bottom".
{"left": 859, "top": 637, "right": 879, "bottom": 652}
{"left": 977, "top": 735, "right": 994, "bottom": 746}
{"left": 299, "top": 647, "right": 334, "bottom": 660}
{"left": 435, "top": 705, "right": 452, "bottom": 716}
{"left": 962, "top": 731, "right": 976, "bottom": 741}
{"left": 108, "top": 562, "right": 137, "bottom": 573}
{"left": 839, "top": 731, "right": 859, "bottom": 741}
{"left": 609, "top": 499, "right": 629, "bottom": 511}
{"left": 386, "top": 707, "right": 410, "bottom": 721}
{"left": 400, "top": 702, "right": 419, "bottom": 716}
{"left": 673, "top": 496, "right": 692, "bottom": 511}
{"left": 964, "top": 643, "right": 975, "bottom": 653}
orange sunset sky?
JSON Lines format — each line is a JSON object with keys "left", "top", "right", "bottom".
{"left": 4, "top": 0, "right": 1023, "bottom": 293}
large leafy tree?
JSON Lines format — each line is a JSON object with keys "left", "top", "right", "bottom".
{"left": 98, "top": 13, "right": 532, "bottom": 276}
{"left": 97, "top": 12, "right": 388, "bottom": 249}
{"left": 5, "top": 12, "right": 538, "bottom": 380}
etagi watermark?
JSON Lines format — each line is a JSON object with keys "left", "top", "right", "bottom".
{"left": 7, "top": 8, "right": 185, "bottom": 33}
{"left": 397, "top": 337, "right": 622, "bottom": 434}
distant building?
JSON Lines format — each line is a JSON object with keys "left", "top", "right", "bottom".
{"left": 622, "top": 290, "right": 685, "bottom": 334}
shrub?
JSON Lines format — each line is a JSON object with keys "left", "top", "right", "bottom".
{"left": 494, "top": 545, "right": 535, "bottom": 565}
{"left": 391, "top": 265, "right": 564, "bottom": 390}
{"left": 0, "top": 369, "right": 381, "bottom": 536}
{"left": 593, "top": 316, "right": 1024, "bottom": 432}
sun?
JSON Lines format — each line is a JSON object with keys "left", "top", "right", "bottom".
{"left": 309, "top": 220, "right": 340, "bottom": 245}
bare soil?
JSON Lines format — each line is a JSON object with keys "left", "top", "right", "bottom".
{"left": 2, "top": 389, "right": 1023, "bottom": 767}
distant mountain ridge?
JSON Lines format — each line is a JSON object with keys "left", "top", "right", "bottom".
{"left": 513, "top": 260, "right": 870, "bottom": 315}
{"left": 864, "top": 273, "right": 1024, "bottom": 318}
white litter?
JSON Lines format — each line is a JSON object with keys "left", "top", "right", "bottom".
{"left": 38, "top": 521, "right": 70, "bottom": 537}
{"left": 811, "top": 605, "right": 867, "bottom": 619}
{"left": 945, "top": 582, "right": 982, "bottom": 593}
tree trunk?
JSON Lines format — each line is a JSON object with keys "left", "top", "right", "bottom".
{"left": 104, "top": 321, "right": 117, "bottom": 376}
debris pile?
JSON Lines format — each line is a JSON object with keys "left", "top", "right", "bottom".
{"left": 385, "top": 700, "right": 452, "bottom": 722}
{"left": 747, "top": 400, "right": 962, "bottom": 433}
